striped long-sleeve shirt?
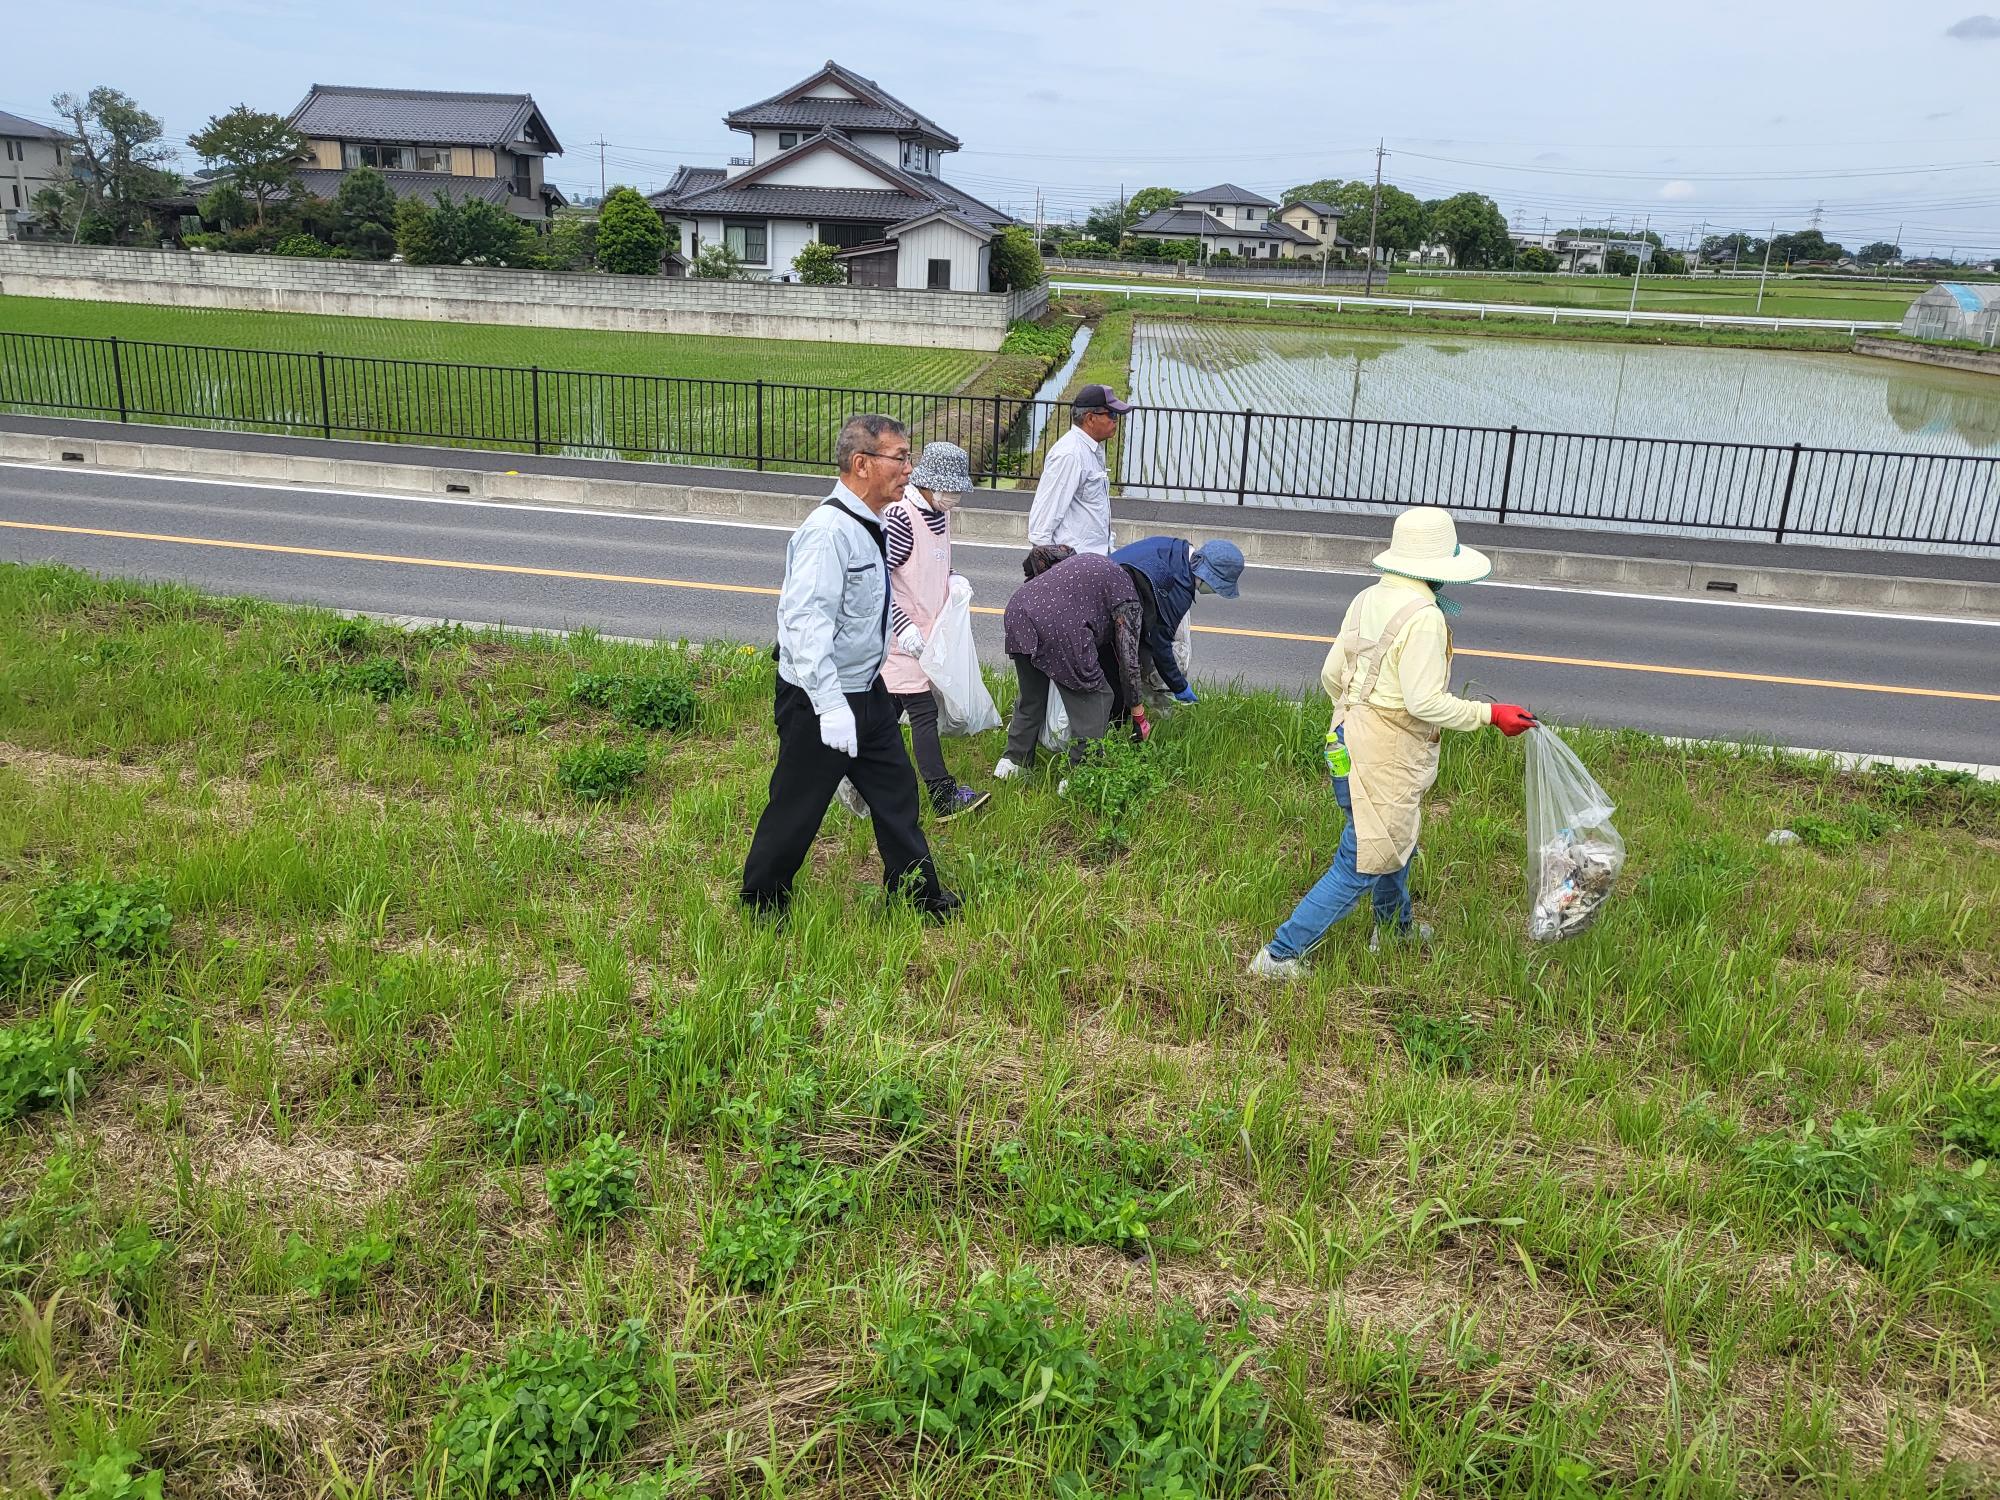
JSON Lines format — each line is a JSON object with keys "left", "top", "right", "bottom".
{"left": 885, "top": 500, "right": 951, "bottom": 635}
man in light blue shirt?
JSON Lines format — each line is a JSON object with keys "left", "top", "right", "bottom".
{"left": 742, "top": 413, "right": 959, "bottom": 919}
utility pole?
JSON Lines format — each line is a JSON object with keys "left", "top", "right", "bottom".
{"left": 596, "top": 137, "right": 606, "bottom": 202}
{"left": 1628, "top": 214, "right": 1650, "bottom": 315}
{"left": 1362, "top": 139, "right": 1385, "bottom": 296}
{"left": 1755, "top": 222, "right": 1775, "bottom": 313}
{"left": 1118, "top": 183, "right": 1126, "bottom": 253}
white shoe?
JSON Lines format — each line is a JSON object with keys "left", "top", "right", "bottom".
{"left": 1246, "top": 947, "right": 1307, "bottom": 981}
{"left": 835, "top": 778, "right": 869, "bottom": 817}
{"left": 993, "top": 758, "right": 1022, "bottom": 781}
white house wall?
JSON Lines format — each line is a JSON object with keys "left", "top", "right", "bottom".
{"left": 766, "top": 219, "right": 817, "bottom": 278}
{"left": 800, "top": 80, "right": 857, "bottom": 99}
{"left": 757, "top": 150, "right": 900, "bottom": 189}
{"left": 895, "top": 219, "right": 986, "bottom": 291}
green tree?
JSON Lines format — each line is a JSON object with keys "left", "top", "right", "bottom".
{"left": 1125, "top": 186, "right": 1180, "bottom": 224}
{"left": 29, "top": 183, "right": 83, "bottom": 239}
{"left": 1425, "top": 191, "right": 1512, "bottom": 269}
{"left": 792, "top": 239, "right": 846, "bottom": 285}
{"left": 987, "top": 225, "right": 1044, "bottom": 291}
{"left": 1857, "top": 241, "right": 1901, "bottom": 266}
{"left": 455, "top": 198, "right": 532, "bottom": 265}
{"left": 542, "top": 211, "right": 599, "bottom": 271}
{"left": 1162, "top": 237, "right": 1201, "bottom": 263}
{"left": 691, "top": 242, "right": 749, "bottom": 280}
{"left": 199, "top": 180, "right": 249, "bottom": 231}
{"left": 1516, "top": 244, "right": 1559, "bottom": 273}
{"left": 1770, "top": 229, "right": 1841, "bottom": 265}
{"left": 187, "top": 105, "right": 305, "bottom": 226}
{"left": 393, "top": 195, "right": 448, "bottom": 264}
{"left": 331, "top": 168, "right": 396, "bottom": 258}
{"left": 1084, "top": 198, "right": 1132, "bottom": 247}
{"left": 52, "top": 87, "right": 179, "bottom": 241}
{"left": 595, "top": 185, "right": 667, "bottom": 275}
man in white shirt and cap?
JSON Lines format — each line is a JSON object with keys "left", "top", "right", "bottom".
{"left": 1248, "top": 505, "right": 1537, "bottom": 979}
{"left": 1025, "top": 384, "right": 1130, "bottom": 557}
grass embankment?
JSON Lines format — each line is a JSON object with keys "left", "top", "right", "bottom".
{"left": 3, "top": 564, "right": 1998, "bottom": 1498}
{"left": 0, "top": 295, "right": 996, "bottom": 473}
{"left": 1055, "top": 289, "right": 1865, "bottom": 354}
{"left": 1051, "top": 270, "right": 1918, "bottom": 326}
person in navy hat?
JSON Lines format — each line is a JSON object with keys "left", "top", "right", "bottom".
{"left": 1026, "top": 383, "right": 1132, "bottom": 557}
{"left": 1111, "top": 535, "right": 1246, "bottom": 706}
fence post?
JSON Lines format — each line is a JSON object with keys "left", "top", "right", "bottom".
{"left": 1775, "top": 442, "right": 1802, "bottom": 544}
{"left": 1235, "top": 408, "right": 1253, "bottom": 506}
{"left": 530, "top": 366, "right": 542, "bottom": 455}
{"left": 316, "top": 351, "right": 331, "bottom": 439}
{"left": 989, "top": 392, "right": 1004, "bottom": 486}
{"left": 755, "top": 380, "right": 765, "bottom": 472}
{"left": 109, "top": 337, "right": 127, "bottom": 423}
{"left": 1497, "top": 426, "right": 1518, "bottom": 524}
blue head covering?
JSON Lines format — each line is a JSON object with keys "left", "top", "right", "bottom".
{"left": 1190, "top": 539, "right": 1245, "bottom": 599}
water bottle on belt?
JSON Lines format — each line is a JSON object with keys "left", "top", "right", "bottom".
{"left": 1323, "top": 721, "right": 1351, "bottom": 778}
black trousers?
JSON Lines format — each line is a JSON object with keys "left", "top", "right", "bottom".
{"left": 741, "top": 677, "right": 945, "bottom": 911}
{"left": 892, "top": 689, "right": 957, "bottom": 804}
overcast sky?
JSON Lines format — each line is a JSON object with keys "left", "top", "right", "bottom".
{"left": 10, "top": 0, "right": 2000, "bottom": 256}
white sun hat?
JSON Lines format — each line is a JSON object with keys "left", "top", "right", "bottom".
{"left": 1371, "top": 506, "right": 1492, "bottom": 585}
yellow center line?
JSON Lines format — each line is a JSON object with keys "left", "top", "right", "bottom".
{"left": 5, "top": 518, "right": 1995, "bottom": 704}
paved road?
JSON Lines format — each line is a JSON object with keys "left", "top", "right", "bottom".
{"left": 3, "top": 463, "right": 1996, "bottom": 765}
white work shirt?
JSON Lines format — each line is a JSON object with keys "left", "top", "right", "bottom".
{"left": 1026, "top": 425, "right": 1112, "bottom": 554}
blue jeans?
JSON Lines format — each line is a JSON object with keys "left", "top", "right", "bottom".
{"left": 1267, "top": 776, "right": 1414, "bottom": 960}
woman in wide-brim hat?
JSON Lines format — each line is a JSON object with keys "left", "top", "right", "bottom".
{"left": 838, "top": 441, "right": 992, "bottom": 824}
{"left": 1248, "top": 506, "right": 1539, "bottom": 980}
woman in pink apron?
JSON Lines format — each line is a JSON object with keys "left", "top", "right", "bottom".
{"left": 837, "top": 442, "right": 992, "bottom": 823}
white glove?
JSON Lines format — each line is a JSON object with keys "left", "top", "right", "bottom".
{"left": 895, "top": 623, "right": 925, "bottom": 656}
{"left": 817, "top": 703, "right": 858, "bottom": 756}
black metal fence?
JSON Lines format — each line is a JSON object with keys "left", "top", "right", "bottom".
{"left": 3, "top": 330, "right": 1996, "bottom": 551}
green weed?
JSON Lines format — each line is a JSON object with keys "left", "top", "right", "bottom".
{"left": 284, "top": 1231, "right": 394, "bottom": 1300}
{"left": 555, "top": 742, "right": 648, "bottom": 801}
{"left": 474, "top": 1081, "right": 600, "bottom": 1162}
{"left": 58, "top": 1445, "right": 164, "bottom": 1500}
{"left": 426, "top": 1319, "right": 647, "bottom": 1497}
{"left": 1, "top": 875, "right": 170, "bottom": 991}
{"left": 0, "top": 1001, "right": 95, "bottom": 1122}
{"left": 545, "top": 1133, "right": 642, "bottom": 1233}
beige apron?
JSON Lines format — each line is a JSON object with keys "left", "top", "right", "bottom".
{"left": 1332, "top": 598, "right": 1445, "bottom": 875}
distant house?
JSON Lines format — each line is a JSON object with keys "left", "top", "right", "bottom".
{"left": 648, "top": 60, "right": 1015, "bottom": 290}
{"left": 1131, "top": 184, "right": 1318, "bottom": 261}
{"left": 1411, "top": 241, "right": 1455, "bottom": 268}
{"left": 1511, "top": 230, "right": 1652, "bottom": 274}
{"left": 285, "top": 84, "right": 565, "bottom": 221}
{"left": 1274, "top": 199, "right": 1350, "bottom": 258}
{"left": 0, "top": 109, "right": 73, "bottom": 239}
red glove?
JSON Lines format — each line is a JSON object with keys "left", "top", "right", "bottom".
{"left": 1491, "top": 704, "right": 1537, "bottom": 737}
{"left": 1131, "top": 705, "right": 1152, "bottom": 742}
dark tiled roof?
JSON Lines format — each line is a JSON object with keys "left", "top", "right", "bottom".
{"left": 0, "top": 108, "right": 67, "bottom": 140}
{"left": 651, "top": 131, "right": 1012, "bottom": 227}
{"left": 1263, "top": 219, "right": 1321, "bottom": 245}
{"left": 1284, "top": 199, "right": 1341, "bottom": 216}
{"left": 725, "top": 99, "right": 918, "bottom": 133}
{"left": 1133, "top": 209, "right": 1224, "bottom": 238}
{"left": 295, "top": 168, "right": 519, "bottom": 206}
{"left": 725, "top": 60, "right": 959, "bottom": 148}
{"left": 659, "top": 184, "right": 933, "bottom": 220}
{"left": 1179, "top": 182, "right": 1278, "bottom": 207}
{"left": 289, "top": 85, "right": 562, "bottom": 154}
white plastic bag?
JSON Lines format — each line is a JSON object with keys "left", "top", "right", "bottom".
{"left": 1039, "top": 687, "right": 1070, "bottom": 751}
{"left": 920, "top": 575, "right": 1001, "bottom": 737}
{"left": 1524, "top": 725, "right": 1624, "bottom": 942}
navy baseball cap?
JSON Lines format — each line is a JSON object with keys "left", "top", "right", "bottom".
{"left": 1071, "top": 383, "right": 1132, "bottom": 415}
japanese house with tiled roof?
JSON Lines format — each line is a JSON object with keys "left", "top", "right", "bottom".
{"left": 286, "top": 84, "right": 565, "bottom": 221}
{"left": 649, "top": 61, "right": 1016, "bottom": 290}
{"left": 1132, "top": 184, "right": 1322, "bottom": 261}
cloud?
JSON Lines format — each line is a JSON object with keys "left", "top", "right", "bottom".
{"left": 1945, "top": 14, "right": 2000, "bottom": 37}
{"left": 1026, "top": 88, "right": 1065, "bottom": 104}
{"left": 1533, "top": 150, "right": 1566, "bottom": 163}
{"left": 1659, "top": 180, "right": 1696, "bottom": 200}
{"left": 1925, "top": 107, "right": 1962, "bottom": 120}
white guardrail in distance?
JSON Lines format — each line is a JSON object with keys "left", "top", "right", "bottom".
{"left": 1047, "top": 280, "right": 1905, "bottom": 333}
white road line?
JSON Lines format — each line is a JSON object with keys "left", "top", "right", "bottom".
{"left": 5, "top": 459, "right": 1997, "bottom": 629}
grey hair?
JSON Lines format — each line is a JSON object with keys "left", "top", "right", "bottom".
{"left": 835, "top": 412, "right": 908, "bottom": 473}
{"left": 1070, "top": 407, "right": 1094, "bottom": 427}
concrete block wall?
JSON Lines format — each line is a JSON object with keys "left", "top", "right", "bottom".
{"left": 0, "top": 241, "right": 1025, "bottom": 350}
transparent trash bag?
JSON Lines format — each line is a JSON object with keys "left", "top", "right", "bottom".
{"left": 919, "top": 575, "right": 1001, "bottom": 737}
{"left": 1524, "top": 725, "right": 1624, "bottom": 942}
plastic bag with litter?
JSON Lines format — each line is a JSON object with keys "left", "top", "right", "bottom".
{"left": 1524, "top": 725, "right": 1624, "bottom": 942}
{"left": 919, "top": 576, "right": 1002, "bottom": 737}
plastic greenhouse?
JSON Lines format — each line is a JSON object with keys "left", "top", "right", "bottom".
{"left": 1899, "top": 282, "right": 2000, "bottom": 346}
